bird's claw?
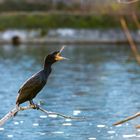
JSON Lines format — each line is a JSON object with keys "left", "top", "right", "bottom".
{"left": 30, "top": 104, "right": 40, "bottom": 110}
{"left": 19, "top": 107, "right": 25, "bottom": 111}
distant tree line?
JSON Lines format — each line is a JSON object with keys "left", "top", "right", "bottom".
{"left": 0, "top": 0, "right": 138, "bottom": 14}
{"left": 0, "top": 0, "right": 81, "bottom": 11}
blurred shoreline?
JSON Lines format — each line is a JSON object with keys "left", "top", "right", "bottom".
{"left": 0, "top": 28, "right": 140, "bottom": 45}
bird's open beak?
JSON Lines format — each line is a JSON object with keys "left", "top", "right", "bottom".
{"left": 55, "top": 46, "right": 69, "bottom": 61}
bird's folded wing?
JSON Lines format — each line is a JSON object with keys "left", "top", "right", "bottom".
{"left": 18, "top": 73, "right": 45, "bottom": 94}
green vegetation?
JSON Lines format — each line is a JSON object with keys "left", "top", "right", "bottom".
{"left": 0, "top": 13, "right": 136, "bottom": 30}
{"left": 0, "top": 13, "right": 119, "bottom": 30}
{"left": 0, "top": 1, "right": 137, "bottom": 30}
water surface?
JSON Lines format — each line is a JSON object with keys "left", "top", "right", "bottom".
{"left": 0, "top": 44, "right": 140, "bottom": 140}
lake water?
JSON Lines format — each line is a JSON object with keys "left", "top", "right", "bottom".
{"left": 0, "top": 44, "right": 140, "bottom": 140}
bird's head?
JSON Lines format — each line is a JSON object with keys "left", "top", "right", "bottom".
{"left": 44, "top": 46, "right": 68, "bottom": 67}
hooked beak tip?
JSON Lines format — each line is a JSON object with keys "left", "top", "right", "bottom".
{"left": 59, "top": 45, "right": 66, "bottom": 53}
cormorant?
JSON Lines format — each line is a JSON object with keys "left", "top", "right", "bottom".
{"left": 16, "top": 46, "right": 67, "bottom": 109}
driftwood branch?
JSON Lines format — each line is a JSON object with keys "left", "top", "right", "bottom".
{"left": 0, "top": 105, "right": 84, "bottom": 126}
{"left": 113, "top": 112, "right": 140, "bottom": 126}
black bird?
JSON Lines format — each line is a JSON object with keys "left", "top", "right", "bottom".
{"left": 16, "top": 46, "right": 67, "bottom": 109}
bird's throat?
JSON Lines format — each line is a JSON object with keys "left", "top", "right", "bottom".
{"left": 43, "top": 62, "right": 52, "bottom": 70}
{"left": 43, "top": 63, "right": 52, "bottom": 74}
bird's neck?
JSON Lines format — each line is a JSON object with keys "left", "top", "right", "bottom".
{"left": 43, "top": 63, "right": 52, "bottom": 71}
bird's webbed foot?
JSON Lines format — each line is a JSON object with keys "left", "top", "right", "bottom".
{"left": 29, "top": 100, "right": 40, "bottom": 110}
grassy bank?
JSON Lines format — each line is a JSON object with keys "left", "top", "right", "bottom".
{"left": 0, "top": 13, "right": 135, "bottom": 30}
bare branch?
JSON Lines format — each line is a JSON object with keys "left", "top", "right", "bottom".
{"left": 39, "top": 107, "right": 84, "bottom": 120}
{"left": 113, "top": 112, "right": 140, "bottom": 126}
{"left": 0, "top": 107, "right": 19, "bottom": 126}
{"left": 120, "top": 17, "right": 140, "bottom": 65}
{"left": 0, "top": 105, "right": 84, "bottom": 126}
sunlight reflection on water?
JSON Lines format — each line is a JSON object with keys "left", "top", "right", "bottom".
{"left": 0, "top": 44, "right": 140, "bottom": 140}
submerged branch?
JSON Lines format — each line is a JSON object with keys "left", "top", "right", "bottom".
{"left": 0, "top": 105, "right": 84, "bottom": 126}
{"left": 113, "top": 112, "right": 140, "bottom": 126}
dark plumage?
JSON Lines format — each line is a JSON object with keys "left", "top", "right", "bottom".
{"left": 16, "top": 47, "right": 67, "bottom": 108}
